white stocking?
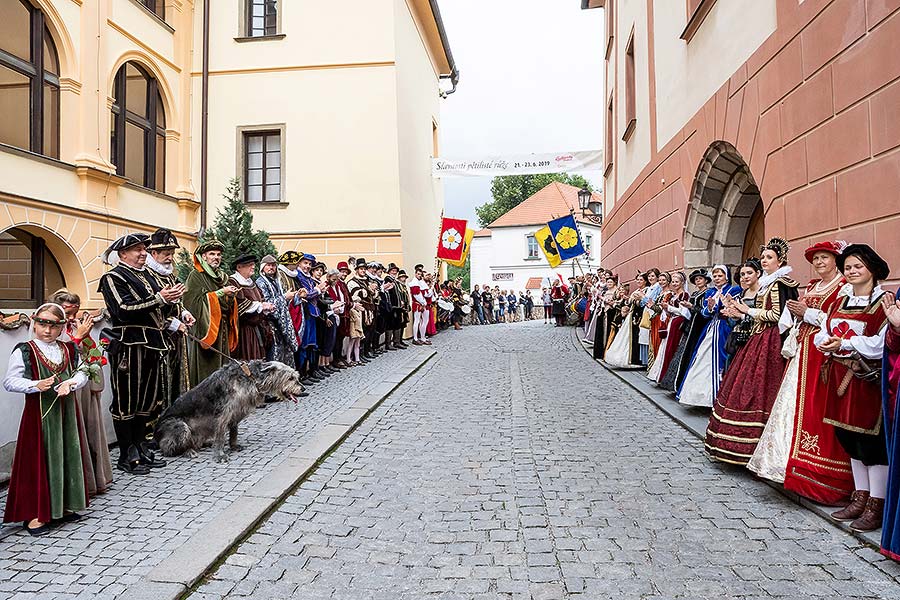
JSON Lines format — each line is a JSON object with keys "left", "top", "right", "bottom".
{"left": 418, "top": 310, "right": 429, "bottom": 340}
{"left": 869, "top": 464, "right": 889, "bottom": 499}
{"left": 413, "top": 311, "right": 423, "bottom": 341}
{"left": 851, "top": 459, "right": 870, "bottom": 491}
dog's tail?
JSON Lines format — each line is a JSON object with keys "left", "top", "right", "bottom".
{"left": 154, "top": 419, "right": 193, "bottom": 457}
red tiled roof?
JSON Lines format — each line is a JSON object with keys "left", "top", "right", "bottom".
{"left": 487, "top": 182, "right": 602, "bottom": 229}
{"left": 525, "top": 277, "right": 544, "bottom": 290}
{"left": 473, "top": 228, "right": 492, "bottom": 237}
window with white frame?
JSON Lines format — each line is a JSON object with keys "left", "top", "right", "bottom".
{"left": 243, "top": 130, "right": 282, "bottom": 202}
{"left": 527, "top": 235, "right": 539, "bottom": 259}
{"left": 585, "top": 234, "right": 593, "bottom": 258}
{"left": 247, "top": 0, "right": 278, "bottom": 37}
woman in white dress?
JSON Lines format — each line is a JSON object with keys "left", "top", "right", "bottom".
{"left": 605, "top": 285, "right": 642, "bottom": 368}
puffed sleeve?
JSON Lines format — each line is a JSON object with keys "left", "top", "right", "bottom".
{"left": 3, "top": 348, "right": 40, "bottom": 394}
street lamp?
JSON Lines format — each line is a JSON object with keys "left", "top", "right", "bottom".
{"left": 577, "top": 187, "right": 603, "bottom": 225}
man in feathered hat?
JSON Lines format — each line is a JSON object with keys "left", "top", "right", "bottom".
{"left": 346, "top": 258, "right": 376, "bottom": 361}
{"left": 145, "top": 228, "right": 195, "bottom": 408}
{"left": 183, "top": 238, "right": 239, "bottom": 387}
{"left": 99, "top": 233, "right": 176, "bottom": 474}
{"left": 275, "top": 250, "right": 307, "bottom": 371}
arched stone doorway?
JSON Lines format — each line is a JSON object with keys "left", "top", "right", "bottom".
{"left": 683, "top": 141, "right": 764, "bottom": 271}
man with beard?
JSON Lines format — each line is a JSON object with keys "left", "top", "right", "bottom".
{"left": 277, "top": 251, "right": 306, "bottom": 371}
{"left": 183, "top": 239, "right": 239, "bottom": 387}
{"left": 99, "top": 233, "right": 177, "bottom": 474}
{"left": 329, "top": 262, "right": 353, "bottom": 367}
{"left": 256, "top": 254, "right": 299, "bottom": 366}
{"left": 367, "top": 261, "right": 388, "bottom": 354}
{"left": 228, "top": 254, "right": 275, "bottom": 365}
{"left": 347, "top": 258, "right": 376, "bottom": 361}
{"left": 383, "top": 263, "right": 407, "bottom": 350}
{"left": 396, "top": 269, "right": 412, "bottom": 346}
{"left": 145, "top": 228, "right": 195, "bottom": 409}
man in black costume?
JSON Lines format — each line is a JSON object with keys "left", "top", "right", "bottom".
{"left": 99, "top": 234, "right": 174, "bottom": 474}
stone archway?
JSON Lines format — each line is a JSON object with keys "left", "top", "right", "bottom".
{"left": 683, "top": 141, "right": 763, "bottom": 270}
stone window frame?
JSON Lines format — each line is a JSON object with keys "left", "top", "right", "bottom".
{"left": 235, "top": 0, "right": 285, "bottom": 42}
{"left": 604, "top": 0, "right": 614, "bottom": 61}
{"left": 622, "top": 28, "right": 636, "bottom": 143}
{"left": 681, "top": 0, "right": 717, "bottom": 42}
{"left": 525, "top": 234, "right": 540, "bottom": 260}
{"left": 0, "top": 228, "right": 65, "bottom": 310}
{"left": 237, "top": 123, "right": 287, "bottom": 207}
{"left": 604, "top": 93, "right": 614, "bottom": 176}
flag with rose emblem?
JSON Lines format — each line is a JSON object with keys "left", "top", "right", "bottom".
{"left": 437, "top": 217, "right": 468, "bottom": 262}
{"left": 547, "top": 214, "right": 585, "bottom": 260}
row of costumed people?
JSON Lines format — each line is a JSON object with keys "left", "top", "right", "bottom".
{"left": 591, "top": 238, "right": 900, "bottom": 558}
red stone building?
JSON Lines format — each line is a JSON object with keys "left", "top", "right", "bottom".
{"left": 582, "top": 0, "right": 900, "bottom": 284}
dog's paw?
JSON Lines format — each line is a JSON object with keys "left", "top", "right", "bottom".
{"left": 212, "top": 453, "right": 229, "bottom": 464}
{"left": 187, "top": 449, "right": 199, "bottom": 459}
{"left": 229, "top": 444, "right": 245, "bottom": 453}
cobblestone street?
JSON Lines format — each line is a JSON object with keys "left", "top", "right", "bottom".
{"left": 187, "top": 321, "right": 900, "bottom": 600}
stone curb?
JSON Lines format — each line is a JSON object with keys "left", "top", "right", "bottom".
{"left": 572, "top": 332, "right": 884, "bottom": 552}
{"left": 120, "top": 349, "right": 436, "bottom": 600}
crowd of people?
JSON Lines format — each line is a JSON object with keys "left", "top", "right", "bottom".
{"left": 577, "top": 238, "right": 900, "bottom": 559}
{"left": 2, "top": 229, "right": 459, "bottom": 536}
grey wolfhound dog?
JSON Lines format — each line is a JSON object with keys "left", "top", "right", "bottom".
{"left": 154, "top": 360, "right": 305, "bottom": 462}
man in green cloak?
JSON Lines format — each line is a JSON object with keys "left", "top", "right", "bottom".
{"left": 183, "top": 239, "right": 239, "bottom": 387}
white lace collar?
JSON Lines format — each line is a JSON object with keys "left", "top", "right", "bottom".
{"left": 757, "top": 265, "right": 793, "bottom": 293}
{"left": 146, "top": 254, "right": 174, "bottom": 276}
{"left": 837, "top": 283, "right": 883, "bottom": 302}
{"left": 278, "top": 264, "right": 298, "bottom": 278}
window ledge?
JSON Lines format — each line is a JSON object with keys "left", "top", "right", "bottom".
{"left": 0, "top": 143, "right": 75, "bottom": 171}
{"left": 245, "top": 201, "right": 289, "bottom": 208}
{"left": 603, "top": 162, "right": 613, "bottom": 178}
{"left": 523, "top": 257, "right": 541, "bottom": 261}
{"left": 681, "top": 0, "right": 716, "bottom": 42}
{"left": 121, "top": 181, "right": 180, "bottom": 203}
{"left": 126, "top": 0, "right": 174, "bottom": 34}
{"left": 234, "top": 34, "right": 287, "bottom": 43}
{"left": 622, "top": 118, "right": 636, "bottom": 143}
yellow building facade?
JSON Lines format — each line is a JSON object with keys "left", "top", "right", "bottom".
{"left": 0, "top": 0, "right": 456, "bottom": 310}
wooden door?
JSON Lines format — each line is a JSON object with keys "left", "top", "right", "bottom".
{"left": 742, "top": 201, "right": 765, "bottom": 262}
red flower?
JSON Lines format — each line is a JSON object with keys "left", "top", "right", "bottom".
{"left": 100, "top": 357, "right": 108, "bottom": 366}
{"left": 99, "top": 337, "right": 110, "bottom": 346}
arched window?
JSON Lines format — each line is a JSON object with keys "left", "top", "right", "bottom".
{"left": 0, "top": 228, "right": 65, "bottom": 309}
{"left": 0, "top": 0, "right": 61, "bottom": 158}
{"left": 110, "top": 61, "right": 166, "bottom": 191}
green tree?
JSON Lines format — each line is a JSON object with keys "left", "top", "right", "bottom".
{"left": 175, "top": 178, "right": 277, "bottom": 281}
{"left": 475, "top": 173, "right": 594, "bottom": 228}
{"left": 447, "top": 255, "right": 470, "bottom": 290}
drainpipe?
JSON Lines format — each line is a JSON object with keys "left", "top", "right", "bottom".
{"left": 199, "top": 0, "right": 210, "bottom": 235}
{"left": 428, "top": 0, "right": 460, "bottom": 98}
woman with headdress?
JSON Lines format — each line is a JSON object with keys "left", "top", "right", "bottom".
{"left": 677, "top": 265, "right": 741, "bottom": 407}
{"left": 752, "top": 242, "right": 849, "bottom": 499}
{"left": 659, "top": 270, "right": 711, "bottom": 392}
{"left": 705, "top": 238, "right": 798, "bottom": 464}
{"left": 605, "top": 277, "right": 647, "bottom": 368}
{"left": 648, "top": 272, "right": 689, "bottom": 383}
{"left": 646, "top": 272, "right": 674, "bottom": 380}
{"left": 722, "top": 258, "right": 763, "bottom": 372}
{"left": 637, "top": 269, "right": 662, "bottom": 365}
{"left": 3, "top": 303, "right": 90, "bottom": 535}
{"left": 815, "top": 245, "right": 892, "bottom": 532}
{"left": 593, "top": 273, "right": 618, "bottom": 361}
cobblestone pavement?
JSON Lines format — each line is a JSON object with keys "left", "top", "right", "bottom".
{"left": 0, "top": 348, "right": 419, "bottom": 600}
{"left": 190, "top": 321, "right": 900, "bottom": 600}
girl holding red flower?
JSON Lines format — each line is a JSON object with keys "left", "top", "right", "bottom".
{"left": 815, "top": 244, "right": 893, "bottom": 532}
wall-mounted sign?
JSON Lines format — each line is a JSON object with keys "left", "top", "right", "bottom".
{"left": 492, "top": 272, "right": 514, "bottom": 281}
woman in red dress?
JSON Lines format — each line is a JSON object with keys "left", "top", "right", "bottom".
{"left": 650, "top": 272, "right": 688, "bottom": 383}
{"left": 705, "top": 237, "right": 799, "bottom": 464}
{"left": 817, "top": 244, "right": 892, "bottom": 532}
{"left": 647, "top": 272, "right": 672, "bottom": 370}
{"left": 772, "top": 242, "right": 851, "bottom": 504}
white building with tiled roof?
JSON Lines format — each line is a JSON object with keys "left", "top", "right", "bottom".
{"left": 469, "top": 182, "right": 602, "bottom": 293}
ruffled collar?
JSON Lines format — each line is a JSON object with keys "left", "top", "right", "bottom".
{"left": 757, "top": 265, "right": 793, "bottom": 293}
{"left": 146, "top": 254, "right": 174, "bottom": 276}
{"left": 278, "top": 264, "right": 298, "bottom": 278}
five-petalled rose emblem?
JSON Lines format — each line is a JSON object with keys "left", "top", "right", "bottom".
{"left": 554, "top": 226, "right": 579, "bottom": 250}
{"left": 441, "top": 228, "right": 462, "bottom": 251}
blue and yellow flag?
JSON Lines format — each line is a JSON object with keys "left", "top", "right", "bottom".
{"left": 547, "top": 214, "right": 585, "bottom": 260}
{"left": 534, "top": 225, "right": 562, "bottom": 268}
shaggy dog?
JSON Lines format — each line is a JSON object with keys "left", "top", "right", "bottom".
{"left": 154, "top": 360, "right": 305, "bottom": 462}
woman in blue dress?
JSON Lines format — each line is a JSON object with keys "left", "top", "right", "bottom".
{"left": 677, "top": 265, "right": 741, "bottom": 408}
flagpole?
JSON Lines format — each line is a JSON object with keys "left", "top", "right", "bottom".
{"left": 434, "top": 209, "right": 444, "bottom": 281}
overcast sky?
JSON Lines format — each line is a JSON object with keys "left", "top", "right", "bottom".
{"left": 436, "top": 0, "right": 606, "bottom": 226}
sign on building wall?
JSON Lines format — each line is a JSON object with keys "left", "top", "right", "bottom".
{"left": 492, "top": 272, "right": 514, "bottom": 281}
{"left": 433, "top": 151, "right": 603, "bottom": 178}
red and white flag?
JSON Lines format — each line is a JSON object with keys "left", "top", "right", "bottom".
{"left": 437, "top": 217, "right": 468, "bottom": 262}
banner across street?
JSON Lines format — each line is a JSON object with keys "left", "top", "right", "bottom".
{"left": 432, "top": 150, "right": 603, "bottom": 178}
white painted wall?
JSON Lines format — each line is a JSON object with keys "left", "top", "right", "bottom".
{"left": 469, "top": 224, "right": 602, "bottom": 294}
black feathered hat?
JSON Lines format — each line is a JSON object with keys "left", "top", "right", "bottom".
{"left": 103, "top": 233, "right": 150, "bottom": 264}
{"left": 838, "top": 243, "right": 890, "bottom": 283}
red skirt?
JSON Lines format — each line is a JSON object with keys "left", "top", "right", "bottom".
{"left": 705, "top": 325, "right": 787, "bottom": 465}
{"left": 783, "top": 332, "right": 853, "bottom": 505}
{"left": 657, "top": 316, "right": 686, "bottom": 378}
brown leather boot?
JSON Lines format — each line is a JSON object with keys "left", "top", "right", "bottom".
{"left": 850, "top": 497, "right": 885, "bottom": 532}
{"left": 831, "top": 490, "right": 870, "bottom": 521}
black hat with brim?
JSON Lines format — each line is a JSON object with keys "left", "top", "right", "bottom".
{"left": 147, "top": 228, "right": 179, "bottom": 251}
{"left": 688, "top": 269, "right": 712, "bottom": 284}
{"left": 103, "top": 233, "right": 150, "bottom": 264}
{"left": 838, "top": 243, "right": 890, "bottom": 282}
{"left": 231, "top": 254, "right": 258, "bottom": 270}
{"left": 355, "top": 258, "right": 368, "bottom": 269}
